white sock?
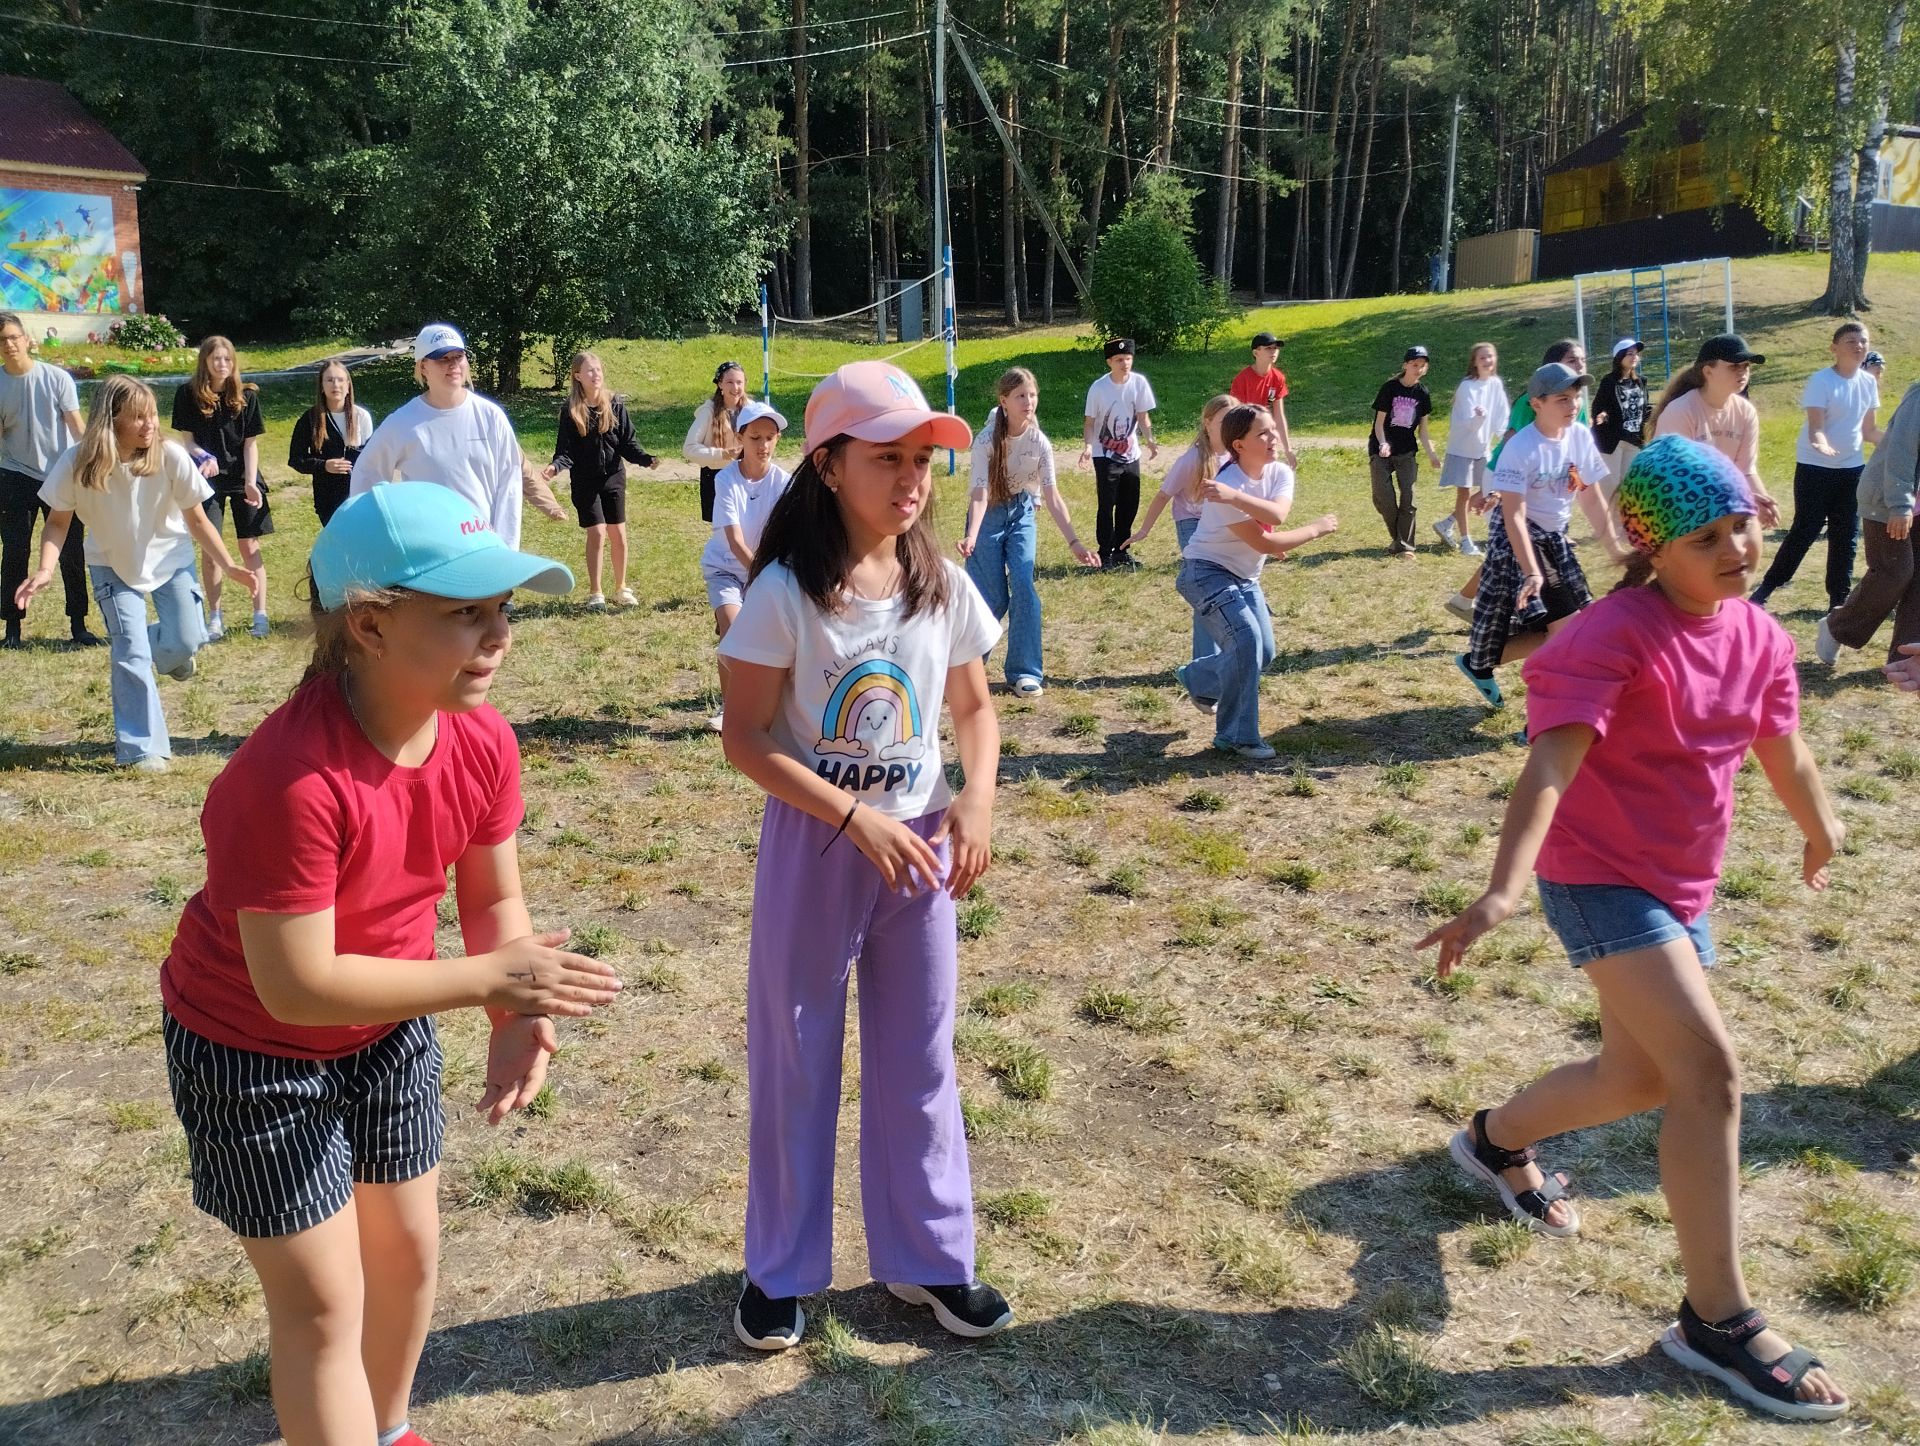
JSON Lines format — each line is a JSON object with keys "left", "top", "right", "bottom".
{"left": 377, "top": 1424, "right": 411, "bottom": 1446}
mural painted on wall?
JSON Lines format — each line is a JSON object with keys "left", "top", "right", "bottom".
{"left": 1, "top": 187, "right": 126, "bottom": 313}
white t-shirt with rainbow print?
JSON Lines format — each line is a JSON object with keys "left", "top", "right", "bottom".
{"left": 719, "top": 558, "right": 1001, "bottom": 821}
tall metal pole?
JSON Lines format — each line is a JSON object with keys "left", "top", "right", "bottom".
{"left": 1437, "top": 95, "right": 1463, "bottom": 293}
{"left": 931, "top": 0, "right": 957, "bottom": 470}
{"left": 930, "top": 0, "right": 947, "bottom": 312}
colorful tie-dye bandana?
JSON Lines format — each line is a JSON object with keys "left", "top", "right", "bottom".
{"left": 1616, "top": 434, "right": 1756, "bottom": 554}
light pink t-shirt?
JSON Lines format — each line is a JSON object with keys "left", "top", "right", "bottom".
{"left": 1652, "top": 389, "right": 1761, "bottom": 491}
{"left": 1159, "top": 445, "right": 1224, "bottom": 523}
{"left": 1523, "top": 586, "right": 1799, "bottom": 922}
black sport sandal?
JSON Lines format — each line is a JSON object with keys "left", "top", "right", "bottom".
{"left": 1448, "top": 1107, "right": 1580, "bottom": 1236}
{"left": 1660, "top": 1297, "right": 1847, "bottom": 1422}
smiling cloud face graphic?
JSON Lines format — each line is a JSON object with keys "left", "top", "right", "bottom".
{"left": 815, "top": 659, "right": 926, "bottom": 762}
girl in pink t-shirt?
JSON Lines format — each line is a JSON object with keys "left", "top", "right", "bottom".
{"left": 1419, "top": 436, "right": 1849, "bottom": 1423}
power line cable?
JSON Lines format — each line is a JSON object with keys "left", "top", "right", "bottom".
{"left": 726, "top": 8, "right": 910, "bottom": 36}
{"left": 720, "top": 28, "right": 925, "bottom": 68}
{"left": 2, "top": 11, "right": 403, "bottom": 63}
{"left": 123, "top": 0, "right": 400, "bottom": 31}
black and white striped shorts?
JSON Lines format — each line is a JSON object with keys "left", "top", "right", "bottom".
{"left": 163, "top": 1012, "right": 444, "bottom": 1238}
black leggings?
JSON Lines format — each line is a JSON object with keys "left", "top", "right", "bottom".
{"left": 699, "top": 467, "right": 718, "bottom": 523}
{"left": 1092, "top": 457, "right": 1141, "bottom": 558}
{"left": 1, "top": 467, "right": 87, "bottom": 622}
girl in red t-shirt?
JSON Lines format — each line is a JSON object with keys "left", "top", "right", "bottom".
{"left": 158, "top": 483, "right": 621, "bottom": 1446}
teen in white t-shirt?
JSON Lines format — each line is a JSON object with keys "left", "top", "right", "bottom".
{"left": 1753, "top": 321, "right": 1886, "bottom": 611}
{"left": 350, "top": 334, "right": 523, "bottom": 548}
{"left": 699, "top": 401, "right": 792, "bottom": 732}
{"left": 1076, "top": 341, "right": 1160, "bottom": 568}
{"left": 19, "top": 378, "right": 255, "bottom": 771}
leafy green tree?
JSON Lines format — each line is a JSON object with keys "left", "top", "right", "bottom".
{"left": 298, "top": 0, "right": 774, "bottom": 389}
{"left": 1083, "top": 175, "right": 1235, "bottom": 351}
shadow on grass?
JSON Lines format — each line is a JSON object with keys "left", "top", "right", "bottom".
{"left": 0, "top": 732, "right": 254, "bottom": 772}
{"left": 10, "top": 1048, "right": 1912, "bottom": 1443}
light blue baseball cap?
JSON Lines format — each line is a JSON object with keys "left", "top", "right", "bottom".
{"left": 311, "top": 482, "right": 574, "bottom": 608}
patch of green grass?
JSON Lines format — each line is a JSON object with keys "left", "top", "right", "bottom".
{"left": 1284, "top": 765, "right": 1318, "bottom": 797}
{"left": 681, "top": 1057, "right": 738, "bottom": 1085}
{"left": 1101, "top": 861, "right": 1145, "bottom": 897}
{"left": 630, "top": 960, "right": 686, "bottom": 993}
{"left": 569, "top": 923, "right": 624, "bottom": 959}
{"left": 1198, "top": 1226, "right": 1300, "bottom": 1302}
{"left": 1465, "top": 1219, "right": 1535, "bottom": 1267}
{"left": 1059, "top": 840, "right": 1099, "bottom": 868}
{"left": 0, "top": 951, "right": 42, "bottom": 976}
{"left": 1417, "top": 1076, "right": 1475, "bottom": 1123}
{"left": 1880, "top": 747, "right": 1920, "bottom": 781}
{"left": 1718, "top": 861, "right": 1777, "bottom": 901}
{"left": 1209, "top": 1158, "right": 1296, "bottom": 1213}
{"left": 1176, "top": 788, "right": 1227, "bottom": 813}
{"left": 106, "top": 1100, "right": 161, "bottom": 1133}
{"left": 956, "top": 888, "right": 1002, "bottom": 940}
{"left": 523, "top": 1085, "right": 558, "bottom": 1120}
{"left": 461, "top": 1152, "right": 623, "bottom": 1216}
{"left": 959, "top": 1092, "right": 1048, "bottom": 1142}
{"left": 1378, "top": 761, "right": 1425, "bottom": 799}
{"left": 210, "top": 1349, "right": 273, "bottom": 1405}
{"left": 1414, "top": 880, "right": 1474, "bottom": 915}
{"left": 968, "top": 980, "right": 1040, "bottom": 1017}
{"left": 1335, "top": 1324, "right": 1451, "bottom": 1421}
{"left": 1839, "top": 773, "right": 1896, "bottom": 803}
{"left": 1060, "top": 709, "right": 1102, "bottom": 739}
{"left": 1265, "top": 859, "right": 1321, "bottom": 892}
{"left": 147, "top": 874, "right": 188, "bottom": 907}
{"left": 127, "top": 1220, "right": 180, "bottom": 1268}
{"left": 1077, "top": 987, "right": 1182, "bottom": 1033}
{"left": 979, "top": 1188, "right": 1051, "bottom": 1228}
{"left": 987, "top": 1040, "right": 1054, "bottom": 1102}
{"left": 1809, "top": 1193, "right": 1918, "bottom": 1312}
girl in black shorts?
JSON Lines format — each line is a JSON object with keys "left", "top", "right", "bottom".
{"left": 171, "top": 335, "right": 269, "bottom": 637}
{"left": 544, "top": 349, "right": 657, "bottom": 608}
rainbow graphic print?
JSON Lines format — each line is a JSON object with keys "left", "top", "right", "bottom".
{"left": 815, "top": 659, "right": 927, "bottom": 764}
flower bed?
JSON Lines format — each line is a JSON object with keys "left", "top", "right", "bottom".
{"left": 38, "top": 314, "right": 196, "bottom": 378}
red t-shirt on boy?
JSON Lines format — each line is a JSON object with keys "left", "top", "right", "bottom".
{"left": 1230, "top": 365, "right": 1289, "bottom": 409}
{"left": 161, "top": 675, "right": 524, "bottom": 1060}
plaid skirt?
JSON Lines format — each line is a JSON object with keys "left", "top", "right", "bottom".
{"left": 1467, "top": 507, "right": 1592, "bottom": 672}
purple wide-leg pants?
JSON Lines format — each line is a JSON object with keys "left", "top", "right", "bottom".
{"left": 744, "top": 797, "right": 976, "bottom": 1298}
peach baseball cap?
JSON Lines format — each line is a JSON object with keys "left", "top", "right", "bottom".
{"left": 802, "top": 361, "right": 973, "bottom": 454}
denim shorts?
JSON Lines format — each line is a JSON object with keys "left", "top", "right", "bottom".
{"left": 1536, "top": 879, "right": 1716, "bottom": 968}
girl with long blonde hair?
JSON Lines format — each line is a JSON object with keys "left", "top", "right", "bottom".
{"left": 544, "top": 349, "right": 658, "bottom": 607}
{"left": 171, "top": 335, "right": 268, "bottom": 638}
{"left": 1128, "top": 393, "right": 1235, "bottom": 666}
{"left": 957, "top": 367, "right": 1097, "bottom": 697}
{"left": 17, "top": 376, "right": 255, "bottom": 770}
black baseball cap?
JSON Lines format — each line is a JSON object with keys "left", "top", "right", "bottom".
{"left": 1404, "top": 345, "right": 1430, "bottom": 362}
{"left": 1250, "top": 331, "right": 1282, "bottom": 350}
{"left": 1696, "top": 333, "right": 1765, "bottom": 367}
{"left": 1103, "top": 337, "right": 1135, "bottom": 358}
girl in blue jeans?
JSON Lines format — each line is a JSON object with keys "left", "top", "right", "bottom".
{"left": 18, "top": 376, "right": 257, "bottom": 773}
{"left": 958, "top": 368, "right": 1098, "bottom": 697}
{"left": 1173, "top": 405, "right": 1338, "bottom": 759}
{"left": 1129, "top": 393, "right": 1233, "bottom": 665}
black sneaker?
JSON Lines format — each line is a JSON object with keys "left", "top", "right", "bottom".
{"left": 734, "top": 1279, "right": 804, "bottom": 1350}
{"left": 886, "top": 1280, "right": 1013, "bottom": 1338}
{"left": 1112, "top": 549, "right": 1142, "bottom": 572}
{"left": 68, "top": 625, "right": 105, "bottom": 648}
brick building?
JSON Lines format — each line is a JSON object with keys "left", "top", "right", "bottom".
{"left": 0, "top": 77, "right": 148, "bottom": 340}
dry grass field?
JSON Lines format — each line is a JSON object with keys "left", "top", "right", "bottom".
{"left": 0, "top": 255, "right": 1915, "bottom": 1444}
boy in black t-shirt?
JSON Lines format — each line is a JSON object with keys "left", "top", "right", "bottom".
{"left": 1369, "top": 346, "right": 1440, "bottom": 558}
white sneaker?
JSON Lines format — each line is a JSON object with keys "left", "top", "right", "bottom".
{"left": 206, "top": 609, "right": 225, "bottom": 641}
{"left": 1443, "top": 592, "right": 1476, "bottom": 623}
{"left": 1012, "top": 677, "right": 1044, "bottom": 698}
{"left": 127, "top": 756, "right": 170, "bottom": 774}
{"left": 1458, "top": 537, "right": 1482, "bottom": 557}
{"left": 1431, "top": 517, "right": 1457, "bottom": 547}
{"left": 585, "top": 593, "right": 606, "bottom": 610}
{"left": 1231, "top": 742, "right": 1278, "bottom": 761}
{"left": 708, "top": 712, "right": 725, "bottom": 732}
{"left": 250, "top": 611, "right": 269, "bottom": 638}
{"left": 1815, "top": 616, "right": 1842, "bottom": 666}
{"left": 614, "top": 587, "right": 637, "bottom": 607}
{"left": 166, "top": 655, "right": 197, "bottom": 682}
